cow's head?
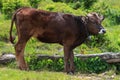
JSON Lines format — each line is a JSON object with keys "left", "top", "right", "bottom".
{"left": 86, "top": 12, "right": 106, "bottom": 35}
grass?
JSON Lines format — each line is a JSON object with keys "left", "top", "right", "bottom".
{"left": 0, "top": 67, "right": 79, "bottom": 80}
{"left": 0, "top": 15, "right": 14, "bottom": 54}
{"left": 101, "top": 0, "right": 120, "bottom": 8}
{"left": 105, "top": 26, "right": 120, "bottom": 52}
{"left": 0, "top": 67, "right": 120, "bottom": 80}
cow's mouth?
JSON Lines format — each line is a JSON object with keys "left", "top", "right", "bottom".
{"left": 98, "top": 29, "right": 106, "bottom": 34}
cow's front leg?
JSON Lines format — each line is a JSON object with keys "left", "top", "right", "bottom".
{"left": 70, "top": 51, "right": 74, "bottom": 74}
{"left": 63, "top": 46, "right": 71, "bottom": 73}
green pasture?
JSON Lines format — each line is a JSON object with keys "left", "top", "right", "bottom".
{"left": 0, "top": 67, "right": 120, "bottom": 80}
{"left": 0, "top": 68, "right": 79, "bottom": 80}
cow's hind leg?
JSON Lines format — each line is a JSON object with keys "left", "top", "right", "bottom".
{"left": 15, "top": 36, "right": 30, "bottom": 70}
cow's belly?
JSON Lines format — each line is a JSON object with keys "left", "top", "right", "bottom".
{"left": 37, "top": 32, "right": 61, "bottom": 43}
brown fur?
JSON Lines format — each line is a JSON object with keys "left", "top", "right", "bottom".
{"left": 9, "top": 7, "right": 105, "bottom": 73}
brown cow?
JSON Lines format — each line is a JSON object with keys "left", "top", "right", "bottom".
{"left": 9, "top": 7, "right": 106, "bottom": 74}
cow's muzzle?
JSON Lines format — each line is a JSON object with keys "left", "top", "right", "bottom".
{"left": 99, "top": 29, "right": 106, "bottom": 34}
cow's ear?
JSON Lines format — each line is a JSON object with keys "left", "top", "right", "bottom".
{"left": 100, "top": 15, "right": 104, "bottom": 21}
{"left": 97, "top": 13, "right": 104, "bottom": 21}
{"left": 87, "top": 13, "right": 94, "bottom": 22}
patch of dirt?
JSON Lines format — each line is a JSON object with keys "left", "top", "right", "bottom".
{"left": 74, "top": 71, "right": 117, "bottom": 80}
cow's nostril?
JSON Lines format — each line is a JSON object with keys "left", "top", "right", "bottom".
{"left": 102, "top": 29, "right": 106, "bottom": 33}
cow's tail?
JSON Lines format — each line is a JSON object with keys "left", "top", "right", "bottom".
{"left": 9, "top": 13, "right": 16, "bottom": 44}
{"left": 9, "top": 8, "right": 23, "bottom": 44}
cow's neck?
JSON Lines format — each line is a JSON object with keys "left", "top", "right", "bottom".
{"left": 74, "top": 16, "right": 90, "bottom": 38}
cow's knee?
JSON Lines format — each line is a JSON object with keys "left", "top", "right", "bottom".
{"left": 15, "top": 41, "right": 26, "bottom": 53}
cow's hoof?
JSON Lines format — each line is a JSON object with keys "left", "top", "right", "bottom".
{"left": 67, "top": 72, "right": 74, "bottom": 75}
{"left": 18, "top": 65, "right": 29, "bottom": 71}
